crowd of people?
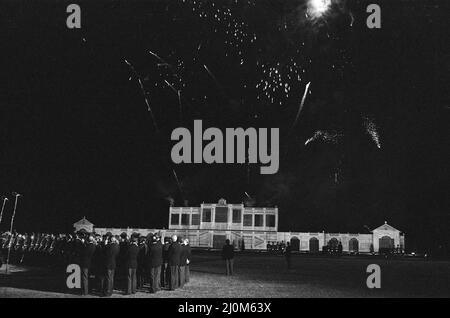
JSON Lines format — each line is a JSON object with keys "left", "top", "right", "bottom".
{"left": 266, "top": 241, "right": 287, "bottom": 253}
{"left": 0, "top": 230, "right": 191, "bottom": 296}
{"left": 0, "top": 232, "right": 66, "bottom": 267}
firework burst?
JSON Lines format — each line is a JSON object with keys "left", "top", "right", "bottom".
{"left": 363, "top": 116, "right": 381, "bottom": 149}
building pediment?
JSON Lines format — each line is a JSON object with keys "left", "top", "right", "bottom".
{"left": 372, "top": 222, "right": 400, "bottom": 233}
{"left": 73, "top": 217, "right": 93, "bottom": 227}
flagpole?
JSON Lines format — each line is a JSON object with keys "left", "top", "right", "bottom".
{"left": 5, "top": 193, "right": 21, "bottom": 274}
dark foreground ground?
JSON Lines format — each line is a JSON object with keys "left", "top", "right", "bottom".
{"left": 1, "top": 251, "right": 450, "bottom": 298}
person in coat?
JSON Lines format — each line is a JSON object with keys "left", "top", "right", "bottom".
{"left": 92, "top": 234, "right": 105, "bottom": 294}
{"left": 182, "top": 239, "right": 192, "bottom": 284}
{"left": 125, "top": 236, "right": 139, "bottom": 295}
{"left": 179, "top": 238, "right": 191, "bottom": 288}
{"left": 161, "top": 237, "right": 171, "bottom": 288}
{"left": 137, "top": 236, "right": 148, "bottom": 290}
{"left": 103, "top": 235, "right": 120, "bottom": 296}
{"left": 79, "top": 234, "right": 96, "bottom": 296}
{"left": 147, "top": 235, "right": 163, "bottom": 293}
{"left": 167, "top": 235, "right": 182, "bottom": 290}
{"left": 284, "top": 242, "right": 292, "bottom": 269}
{"left": 222, "top": 239, "right": 235, "bottom": 276}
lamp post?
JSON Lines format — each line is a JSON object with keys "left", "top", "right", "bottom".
{"left": 5, "top": 192, "right": 21, "bottom": 274}
{"left": 0, "top": 196, "right": 8, "bottom": 226}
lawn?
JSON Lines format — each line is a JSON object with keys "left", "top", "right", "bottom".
{"left": 1, "top": 251, "right": 449, "bottom": 298}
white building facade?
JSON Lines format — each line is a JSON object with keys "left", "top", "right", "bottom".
{"left": 76, "top": 199, "right": 405, "bottom": 254}
{"left": 166, "top": 198, "right": 278, "bottom": 250}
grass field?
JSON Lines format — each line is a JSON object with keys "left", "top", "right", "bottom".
{"left": 1, "top": 251, "right": 450, "bottom": 298}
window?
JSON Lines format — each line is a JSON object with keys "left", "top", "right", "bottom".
{"left": 191, "top": 214, "right": 200, "bottom": 225}
{"left": 181, "top": 214, "right": 189, "bottom": 225}
{"left": 254, "top": 214, "right": 264, "bottom": 227}
{"left": 243, "top": 214, "right": 253, "bottom": 226}
{"left": 266, "top": 215, "right": 276, "bottom": 227}
{"left": 202, "top": 208, "right": 212, "bottom": 222}
{"left": 232, "top": 209, "right": 242, "bottom": 223}
{"left": 171, "top": 214, "right": 179, "bottom": 225}
{"left": 215, "top": 206, "right": 228, "bottom": 223}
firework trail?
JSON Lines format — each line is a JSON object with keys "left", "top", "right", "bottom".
{"left": 203, "top": 64, "right": 229, "bottom": 98}
{"left": 203, "top": 65, "right": 221, "bottom": 89}
{"left": 125, "top": 59, "right": 185, "bottom": 199}
{"left": 363, "top": 116, "right": 381, "bottom": 148}
{"left": 304, "top": 130, "right": 342, "bottom": 146}
{"left": 161, "top": 80, "right": 183, "bottom": 123}
{"left": 148, "top": 50, "right": 180, "bottom": 77}
{"left": 124, "top": 59, "right": 159, "bottom": 132}
{"left": 164, "top": 80, "right": 178, "bottom": 94}
{"left": 290, "top": 81, "right": 311, "bottom": 133}
{"left": 172, "top": 169, "right": 183, "bottom": 193}
{"left": 148, "top": 50, "right": 168, "bottom": 65}
{"left": 148, "top": 50, "right": 186, "bottom": 122}
{"left": 304, "top": 132, "right": 320, "bottom": 145}
{"left": 177, "top": 90, "right": 183, "bottom": 123}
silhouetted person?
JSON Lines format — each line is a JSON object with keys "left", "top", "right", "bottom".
{"left": 178, "top": 237, "right": 187, "bottom": 288}
{"left": 79, "top": 235, "right": 96, "bottom": 296}
{"left": 125, "top": 237, "right": 139, "bottom": 295}
{"left": 118, "top": 233, "right": 129, "bottom": 291}
{"left": 161, "top": 237, "right": 171, "bottom": 288}
{"left": 104, "top": 236, "right": 120, "bottom": 297}
{"left": 137, "top": 236, "right": 147, "bottom": 290}
{"left": 222, "top": 239, "right": 234, "bottom": 276}
{"left": 168, "top": 235, "right": 181, "bottom": 290}
{"left": 92, "top": 235, "right": 105, "bottom": 293}
{"left": 284, "top": 242, "right": 292, "bottom": 269}
{"left": 147, "top": 235, "right": 163, "bottom": 293}
{"left": 182, "top": 239, "right": 192, "bottom": 284}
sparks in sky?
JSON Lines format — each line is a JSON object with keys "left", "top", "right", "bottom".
{"left": 363, "top": 116, "right": 382, "bottom": 149}
{"left": 124, "top": 59, "right": 159, "bottom": 132}
{"left": 308, "top": 0, "right": 332, "bottom": 19}
{"left": 305, "top": 130, "right": 342, "bottom": 146}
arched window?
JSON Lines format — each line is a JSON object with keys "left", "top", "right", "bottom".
{"left": 290, "top": 237, "right": 300, "bottom": 251}
{"left": 309, "top": 237, "right": 319, "bottom": 253}
{"left": 379, "top": 236, "right": 394, "bottom": 249}
{"left": 349, "top": 238, "right": 359, "bottom": 253}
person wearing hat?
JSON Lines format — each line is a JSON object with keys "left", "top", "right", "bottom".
{"left": 118, "top": 232, "right": 129, "bottom": 292}
{"left": 161, "top": 236, "right": 171, "bottom": 288}
{"left": 146, "top": 234, "right": 163, "bottom": 293}
{"left": 125, "top": 236, "right": 139, "bottom": 295}
{"left": 182, "top": 238, "right": 192, "bottom": 284}
{"left": 79, "top": 234, "right": 97, "bottom": 296}
{"left": 92, "top": 234, "right": 105, "bottom": 294}
{"left": 178, "top": 237, "right": 189, "bottom": 288}
{"left": 222, "top": 239, "right": 235, "bottom": 276}
{"left": 103, "top": 235, "right": 120, "bottom": 296}
{"left": 137, "top": 235, "right": 148, "bottom": 290}
{"left": 167, "top": 235, "right": 181, "bottom": 290}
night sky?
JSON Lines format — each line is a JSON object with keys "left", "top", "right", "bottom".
{"left": 0, "top": 0, "right": 448, "bottom": 252}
